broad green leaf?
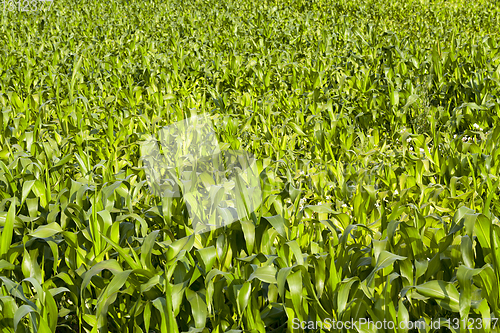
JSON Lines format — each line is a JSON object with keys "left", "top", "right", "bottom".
{"left": 29, "top": 222, "right": 63, "bottom": 239}
{"left": 249, "top": 265, "right": 277, "bottom": 284}
{"left": 185, "top": 289, "right": 208, "bottom": 328}
{"left": 0, "top": 203, "right": 15, "bottom": 258}
{"left": 415, "top": 280, "right": 460, "bottom": 312}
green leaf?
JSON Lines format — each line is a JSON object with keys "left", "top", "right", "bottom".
{"left": 195, "top": 246, "right": 217, "bottom": 273}
{"left": 81, "top": 260, "right": 124, "bottom": 298}
{"left": 249, "top": 265, "right": 277, "bottom": 284}
{"left": 0, "top": 203, "right": 15, "bottom": 258}
{"left": 287, "top": 122, "right": 306, "bottom": 136}
{"left": 140, "top": 230, "right": 159, "bottom": 270}
{"left": 14, "top": 305, "right": 37, "bottom": 332}
{"left": 415, "top": 280, "right": 460, "bottom": 312}
{"left": 152, "top": 296, "right": 178, "bottom": 332}
{"left": 241, "top": 219, "right": 255, "bottom": 254}
{"left": 263, "top": 215, "right": 288, "bottom": 239}
{"left": 475, "top": 214, "right": 492, "bottom": 262}
{"left": 287, "top": 270, "right": 303, "bottom": 320}
{"left": 338, "top": 277, "right": 358, "bottom": 315}
{"left": 101, "top": 235, "right": 142, "bottom": 270}
{"left": 237, "top": 281, "right": 251, "bottom": 315}
{"left": 460, "top": 235, "right": 474, "bottom": 268}
{"left": 29, "top": 222, "right": 63, "bottom": 239}
{"left": 457, "top": 265, "right": 484, "bottom": 329}
{"left": 185, "top": 288, "right": 208, "bottom": 328}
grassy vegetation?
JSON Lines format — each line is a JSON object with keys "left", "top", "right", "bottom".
{"left": 1, "top": 0, "right": 500, "bottom": 332}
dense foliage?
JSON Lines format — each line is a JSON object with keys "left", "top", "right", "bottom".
{"left": 1, "top": 0, "right": 500, "bottom": 332}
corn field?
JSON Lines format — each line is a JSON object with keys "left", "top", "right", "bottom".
{"left": 1, "top": 0, "right": 500, "bottom": 332}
